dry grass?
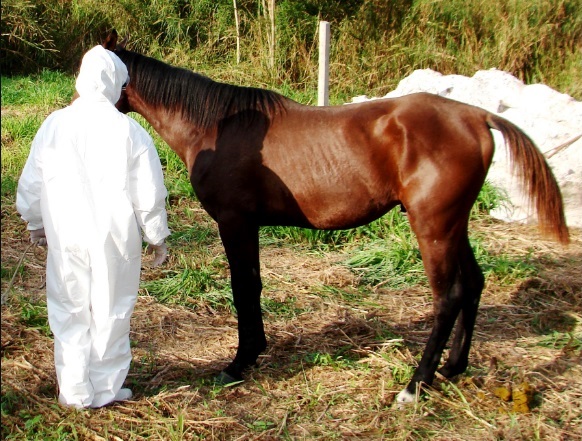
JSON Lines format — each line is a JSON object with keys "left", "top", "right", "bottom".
{"left": 2, "top": 198, "right": 581, "bottom": 440}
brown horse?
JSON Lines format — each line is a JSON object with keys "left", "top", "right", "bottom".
{"left": 103, "top": 32, "right": 569, "bottom": 404}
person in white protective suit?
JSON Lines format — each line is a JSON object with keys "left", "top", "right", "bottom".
{"left": 16, "top": 45, "right": 171, "bottom": 409}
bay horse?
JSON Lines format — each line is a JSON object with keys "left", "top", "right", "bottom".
{"left": 103, "top": 32, "right": 569, "bottom": 404}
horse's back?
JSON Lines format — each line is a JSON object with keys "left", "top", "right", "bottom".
{"left": 254, "top": 93, "right": 496, "bottom": 230}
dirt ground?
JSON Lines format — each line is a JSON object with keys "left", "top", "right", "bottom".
{"left": 2, "top": 204, "right": 581, "bottom": 440}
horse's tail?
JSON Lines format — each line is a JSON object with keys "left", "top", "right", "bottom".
{"left": 486, "top": 113, "right": 569, "bottom": 244}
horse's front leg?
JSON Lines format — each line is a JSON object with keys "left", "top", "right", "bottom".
{"left": 216, "top": 215, "right": 266, "bottom": 383}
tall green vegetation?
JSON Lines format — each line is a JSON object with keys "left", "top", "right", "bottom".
{"left": 1, "top": 0, "right": 580, "bottom": 101}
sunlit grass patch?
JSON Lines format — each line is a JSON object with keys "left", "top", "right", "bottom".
{"left": 535, "top": 331, "right": 581, "bottom": 351}
{"left": 345, "top": 232, "right": 537, "bottom": 291}
{"left": 262, "top": 295, "right": 304, "bottom": 319}
{"left": 1, "top": 70, "right": 73, "bottom": 109}
{"left": 1, "top": 114, "right": 43, "bottom": 180}
{"left": 261, "top": 209, "right": 411, "bottom": 250}
{"left": 141, "top": 256, "right": 232, "bottom": 310}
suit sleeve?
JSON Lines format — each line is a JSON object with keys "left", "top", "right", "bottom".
{"left": 16, "top": 135, "right": 44, "bottom": 231}
{"left": 128, "top": 126, "right": 171, "bottom": 246}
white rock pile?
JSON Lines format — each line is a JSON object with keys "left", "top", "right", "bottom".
{"left": 352, "top": 68, "right": 582, "bottom": 228}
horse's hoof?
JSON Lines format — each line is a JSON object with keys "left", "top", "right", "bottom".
{"left": 438, "top": 363, "right": 467, "bottom": 379}
{"left": 214, "top": 371, "right": 243, "bottom": 386}
{"left": 395, "top": 388, "right": 416, "bottom": 409}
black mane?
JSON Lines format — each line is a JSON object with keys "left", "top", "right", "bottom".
{"left": 115, "top": 49, "right": 288, "bottom": 130}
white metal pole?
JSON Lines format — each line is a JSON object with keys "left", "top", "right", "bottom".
{"left": 318, "top": 21, "right": 330, "bottom": 106}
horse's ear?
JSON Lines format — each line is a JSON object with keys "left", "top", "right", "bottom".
{"left": 118, "top": 36, "right": 129, "bottom": 50}
{"left": 102, "top": 29, "right": 118, "bottom": 51}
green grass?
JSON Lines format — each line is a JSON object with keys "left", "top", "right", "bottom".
{"left": 304, "top": 348, "right": 364, "bottom": 371}
{"left": 345, "top": 232, "right": 536, "bottom": 291}
{"left": 261, "top": 209, "right": 412, "bottom": 250}
{"left": 1, "top": 71, "right": 75, "bottom": 200}
{"left": 1, "top": 115, "right": 43, "bottom": 194}
{"left": 18, "top": 297, "right": 51, "bottom": 336}
{"left": 471, "top": 237, "right": 537, "bottom": 283}
{"left": 346, "top": 238, "right": 425, "bottom": 290}
{"left": 1, "top": 70, "right": 74, "bottom": 108}
{"left": 168, "top": 221, "right": 217, "bottom": 246}
{"left": 535, "top": 331, "right": 582, "bottom": 351}
{"left": 141, "top": 255, "right": 232, "bottom": 309}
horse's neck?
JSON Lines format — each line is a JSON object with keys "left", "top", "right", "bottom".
{"left": 131, "top": 95, "right": 202, "bottom": 174}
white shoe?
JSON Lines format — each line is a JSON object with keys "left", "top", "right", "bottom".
{"left": 58, "top": 395, "right": 86, "bottom": 409}
{"left": 89, "top": 388, "right": 133, "bottom": 408}
{"left": 114, "top": 388, "right": 133, "bottom": 402}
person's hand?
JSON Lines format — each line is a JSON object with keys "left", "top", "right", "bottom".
{"left": 30, "top": 228, "right": 47, "bottom": 246}
{"left": 146, "top": 242, "right": 168, "bottom": 267}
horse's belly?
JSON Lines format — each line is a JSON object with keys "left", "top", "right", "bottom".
{"left": 291, "top": 184, "right": 396, "bottom": 230}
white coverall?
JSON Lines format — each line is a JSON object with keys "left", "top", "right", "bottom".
{"left": 16, "top": 45, "right": 170, "bottom": 408}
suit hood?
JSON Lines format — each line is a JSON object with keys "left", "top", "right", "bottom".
{"left": 75, "top": 45, "right": 128, "bottom": 104}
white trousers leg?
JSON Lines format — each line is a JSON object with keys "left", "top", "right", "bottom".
{"left": 46, "top": 248, "right": 140, "bottom": 408}
{"left": 88, "top": 253, "right": 140, "bottom": 408}
{"left": 46, "top": 248, "right": 94, "bottom": 408}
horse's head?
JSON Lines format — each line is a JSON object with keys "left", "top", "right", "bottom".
{"left": 102, "top": 30, "right": 132, "bottom": 114}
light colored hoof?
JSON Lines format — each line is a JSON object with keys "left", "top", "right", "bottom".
{"left": 395, "top": 389, "right": 416, "bottom": 408}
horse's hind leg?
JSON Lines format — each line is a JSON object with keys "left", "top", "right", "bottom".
{"left": 216, "top": 215, "right": 267, "bottom": 383}
{"left": 396, "top": 231, "right": 465, "bottom": 404}
{"left": 439, "top": 236, "right": 484, "bottom": 378}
